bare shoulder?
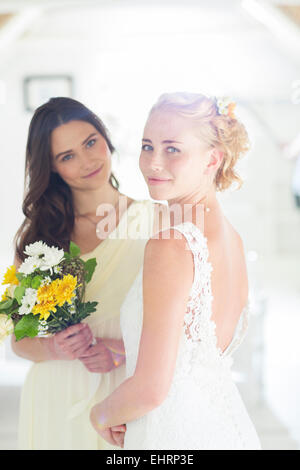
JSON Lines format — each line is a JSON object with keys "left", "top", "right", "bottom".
{"left": 143, "top": 229, "right": 194, "bottom": 303}
{"left": 144, "top": 228, "right": 193, "bottom": 280}
{"left": 232, "top": 226, "right": 245, "bottom": 247}
{"left": 208, "top": 218, "right": 247, "bottom": 278}
{"left": 231, "top": 227, "right": 247, "bottom": 260}
{"left": 222, "top": 217, "right": 245, "bottom": 251}
{"left": 146, "top": 227, "right": 190, "bottom": 254}
{"left": 225, "top": 223, "right": 249, "bottom": 295}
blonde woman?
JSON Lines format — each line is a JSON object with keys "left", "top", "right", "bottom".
{"left": 90, "top": 93, "right": 261, "bottom": 450}
{"left": 12, "top": 97, "right": 156, "bottom": 450}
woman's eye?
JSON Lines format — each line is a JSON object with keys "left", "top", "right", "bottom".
{"left": 86, "top": 138, "right": 96, "bottom": 148}
{"left": 166, "top": 146, "right": 180, "bottom": 154}
{"left": 142, "top": 144, "right": 153, "bottom": 152}
{"left": 62, "top": 154, "right": 73, "bottom": 162}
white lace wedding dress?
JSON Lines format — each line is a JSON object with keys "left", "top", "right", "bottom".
{"left": 120, "top": 222, "right": 261, "bottom": 450}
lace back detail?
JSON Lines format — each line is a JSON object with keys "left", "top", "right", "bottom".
{"left": 171, "top": 222, "right": 213, "bottom": 343}
{"left": 171, "top": 222, "right": 249, "bottom": 362}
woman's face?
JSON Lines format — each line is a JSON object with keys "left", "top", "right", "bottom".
{"left": 139, "top": 110, "right": 221, "bottom": 203}
{"left": 51, "top": 120, "right": 112, "bottom": 191}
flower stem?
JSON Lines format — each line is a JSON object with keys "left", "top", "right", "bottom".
{"left": 49, "top": 310, "right": 69, "bottom": 328}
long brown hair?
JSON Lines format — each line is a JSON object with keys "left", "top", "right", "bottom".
{"left": 15, "top": 97, "right": 119, "bottom": 261}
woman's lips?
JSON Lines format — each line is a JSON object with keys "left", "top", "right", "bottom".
{"left": 83, "top": 165, "right": 103, "bottom": 178}
{"left": 148, "top": 177, "right": 172, "bottom": 185}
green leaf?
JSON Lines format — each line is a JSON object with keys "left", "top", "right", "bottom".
{"left": 83, "top": 258, "right": 97, "bottom": 283}
{"left": 13, "top": 285, "right": 26, "bottom": 305}
{"left": 31, "top": 275, "right": 42, "bottom": 289}
{"left": 45, "top": 301, "right": 98, "bottom": 334}
{"left": 0, "top": 298, "right": 14, "bottom": 311}
{"left": 14, "top": 313, "right": 40, "bottom": 341}
{"left": 16, "top": 272, "right": 25, "bottom": 282}
{"left": 69, "top": 241, "right": 81, "bottom": 257}
{"left": 21, "top": 276, "right": 32, "bottom": 288}
{"left": 81, "top": 301, "right": 98, "bottom": 313}
{"left": 76, "top": 301, "right": 98, "bottom": 321}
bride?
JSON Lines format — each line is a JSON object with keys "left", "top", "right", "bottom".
{"left": 90, "top": 92, "right": 261, "bottom": 450}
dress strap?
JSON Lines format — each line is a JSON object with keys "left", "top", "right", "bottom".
{"left": 170, "top": 222, "right": 211, "bottom": 286}
{"left": 170, "top": 222, "right": 214, "bottom": 342}
{"left": 170, "top": 222, "right": 208, "bottom": 254}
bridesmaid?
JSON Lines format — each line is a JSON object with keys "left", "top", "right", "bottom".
{"left": 11, "top": 97, "right": 157, "bottom": 450}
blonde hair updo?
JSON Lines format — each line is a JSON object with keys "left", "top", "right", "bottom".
{"left": 149, "top": 92, "right": 250, "bottom": 191}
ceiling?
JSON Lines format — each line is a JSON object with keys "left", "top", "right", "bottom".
{"left": 0, "top": 1, "right": 299, "bottom": 86}
{"left": 0, "top": 1, "right": 299, "bottom": 34}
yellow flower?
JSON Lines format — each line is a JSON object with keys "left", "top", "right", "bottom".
{"left": 33, "top": 282, "right": 58, "bottom": 321}
{"left": 32, "top": 300, "right": 57, "bottom": 321}
{"left": 36, "top": 282, "right": 57, "bottom": 303}
{"left": 1, "top": 288, "right": 10, "bottom": 301}
{"left": 32, "top": 274, "right": 77, "bottom": 321}
{"left": 53, "top": 274, "right": 77, "bottom": 307}
{"left": 2, "top": 265, "right": 19, "bottom": 286}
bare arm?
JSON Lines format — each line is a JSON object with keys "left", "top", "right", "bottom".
{"left": 11, "top": 322, "right": 95, "bottom": 362}
{"left": 90, "top": 231, "right": 194, "bottom": 431}
{"left": 11, "top": 333, "right": 57, "bottom": 362}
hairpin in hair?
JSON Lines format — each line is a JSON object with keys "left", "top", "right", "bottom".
{"left": 215, "top": 96, "right": 236, "bottom": 119}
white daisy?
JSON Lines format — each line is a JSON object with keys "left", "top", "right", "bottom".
{"left": 54, "top": 265, "right": 62, "bottom": 274}
{"left": 40, "top": 276, "right": 52, "bottom": 287}
{"left": 38, "top": 320, "right": 49, "bottom": 335}
{"left": 216, "top": 96, "right": 232, "bottom": 116}
{"left": 39, "top": 246, "right": 64, "bottom": 272}
{"left": 24, "top": 241, "right": 48, "bottom": 258}
{"left": 23, "top": 242, "right": 65, "bottom": 274}
{"left": 19, "top": 256, "right": 42, "bottom": 275}
{"left": 19, "top": 288, "right": 38, "bottom": 315}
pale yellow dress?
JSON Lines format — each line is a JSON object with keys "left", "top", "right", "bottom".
{"left": 18, "top": 199, "right": 156, "bottom": 450}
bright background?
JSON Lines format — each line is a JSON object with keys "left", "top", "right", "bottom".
{"left": 0, "top": 0, "right": 300, "bottom": 450}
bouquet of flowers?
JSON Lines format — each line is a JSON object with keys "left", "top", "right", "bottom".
{"left": 0, "top": 241, "right": 97, "bottom": 344}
